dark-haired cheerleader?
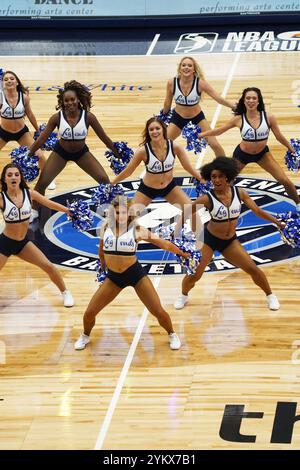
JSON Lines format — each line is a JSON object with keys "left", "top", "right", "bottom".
{"left": 0, "top": 163, "right": 74, "bottom": 307}
{"left": 174, "top": 156, "right": 284, "bottom": 311}
{"left": 28, "top": 80, "right": 119, "bottom": 219}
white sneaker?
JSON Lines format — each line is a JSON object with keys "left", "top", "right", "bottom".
{"left": 168, "top": 332, "right": 181, "bottom": 350}
{"left": 174, "top": 294, "right": 188, "bottom": 310}
{"left": 62, "top": 290, "right": 74, "bottom": 307}
{"left": 47, "top": 180, "right": 56, "bottom": 190}
{"left": 29, "top": 209, "right": 39, "bottom": 223}
{"left": 267, "top": 294, "right": 280, "bottom": 311}
{"left": 74, "top": 333, "right": 90, "bottom": 350}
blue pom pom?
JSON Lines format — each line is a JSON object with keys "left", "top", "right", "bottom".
{"left": 0, "top": 68, "right": 4, "bottom": 82}
{"left": 182, "top": 122, "right": 207, "bottom": 155}
{"left": 95, "top": 259, "right": 108, "bottom": 284}
{"left": 67, "top": 199, "right": 94, "bottom": 232}
{"left": 91, "top": 183, "right": 124, "bottom": 207}
{"left": 276, "top": 211, "right": 300, "bottom": 248}
{"left": 155, "top": 223, "right": 175, "bottom": 240}
{"left": 10, "top": 146, "right": 39, "bottom": 182}
{"left": 34, "top": 123, "right": 58, "bottom": 151}
{"left": 285, "top": 139, "right": 300, "bottom": 172}
{"left": 194, "top": 180, "right": 213, "bottom": 197}
{"left": 155, "top": 109, "right": 173, "bottom": 126}
{"left": 157, "top": 224, "right": 202, "bottom": 274}
{"left": 105, "top": 141, "right": 134, "bottom": 175}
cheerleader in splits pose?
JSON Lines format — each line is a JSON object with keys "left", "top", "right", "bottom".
{"left": 0, "top": 71, "right": 55, "bottom": 189}
{"left": 112, "top": 117, "right": 202, "bottom": 235}
{"left": 162, "top": 56, "right": 235, "bottom": 156}
{"left": 199, "top": 87, "right": 300, "bottom": 211}
{"left": 74, "top": 196, "right": 189, "bottom": 351}
{"left": 28, "top": 80, "right": 119, "bottom": 220}
{"left": 0, "top": 163, "right": 74, "bottom": 307}
{"left": 174, "top": 157, "right": 284, "bottom": 311}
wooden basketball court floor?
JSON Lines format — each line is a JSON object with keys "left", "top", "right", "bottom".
{"left": 0, "top": 50, "right": 300, "bottom": 450}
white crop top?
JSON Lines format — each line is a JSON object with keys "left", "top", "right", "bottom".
{"left": 103, "top": 225, "right": 137, "bottom": 256}
{"left": 145, "top": 140, "right": 175, "bottom": 174}
{"left": 1, "top": 189, "right": 31, "bottom": 223}
{"left": 0, "top": 91, "right": 25, "bottom": 119}
{"left": 240, "top": 111, "right": 270, "bottom": 142}
{"left": 58, "top": 109, "right": 89, "bottom": 141}
{"left": 207, "top": 187, "right": 241, "bottom": 222}
{"left": 173, "top": 76, "right": 201, "bottom": 106}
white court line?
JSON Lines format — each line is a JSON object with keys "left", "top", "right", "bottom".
{"left": 146, "top": 34, "right": 160, "bottom": 56}
{"left": 196, "top": 51, "right": 241, "bottom": 169}
{"left": 94, "top": 53, "right": 240, "bottom": 451}
{"left": 94, "top": 277, "right": 160, "bottom": 450}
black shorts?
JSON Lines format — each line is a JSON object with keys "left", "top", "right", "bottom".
{"left": 0, "top": 125, "right": 29, "bottom": 142}
{"left": 170, "top": 109, "right": 205, "bottom": 130}
{"left": 107, "top": 261, "right": 147, "bottom": 289}
{"left": 53, "top": 141, "right": 89, "bottom": 162}
{"left": 0, "top": 233, "right": 30, "bottom": 257}
{"left": 204, "top": 226, "right": 237, "bottom": 253}
{"left": 138, "top": 179, "right": 177, "bottom": 199}
{"left": 233, "top": 144, "right": 269, "bottom": 164}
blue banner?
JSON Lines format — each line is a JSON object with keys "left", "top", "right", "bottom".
{"left": 0, "top": 0, "right": 299, "bottom": 19}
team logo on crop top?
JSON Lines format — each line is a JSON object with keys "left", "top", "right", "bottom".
{"left": 38, "top": 176, "right": 300, "bottom": 275}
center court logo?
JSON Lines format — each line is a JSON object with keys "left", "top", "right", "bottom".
{"left": 174, "top": 33, "right": 218, "bottom": 54}
{"left": 40, "top": 176, "right": 300, "bottom": 276}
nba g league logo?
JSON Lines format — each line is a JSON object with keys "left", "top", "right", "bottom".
{"left": 41, "top": 176, "right": 300, "bottom": 274}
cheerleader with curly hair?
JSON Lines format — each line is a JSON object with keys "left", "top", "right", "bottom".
{"left": 28, "top": 80, "right": 119, "bottom": 219}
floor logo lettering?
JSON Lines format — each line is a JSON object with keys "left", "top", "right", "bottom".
{"left": 39, "top": 176, "right": 300, "bottom": 275}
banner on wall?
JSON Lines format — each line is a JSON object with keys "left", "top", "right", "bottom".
{"left": 0, "top": 0, "right": 299, "bottom": 19}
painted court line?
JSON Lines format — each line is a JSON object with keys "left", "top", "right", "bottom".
{"left": 94, "top": 275, "right": 160, "bottom": 450}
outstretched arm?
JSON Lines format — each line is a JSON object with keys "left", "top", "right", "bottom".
{"left": 163, "top": 79, "right": 174, "bottom": 114}
{"left": 24, "top": 94, "right": 39, "bottom": 132}
{"left": 191, "top": 194, "right": 210, "bottom": 213}
{"left": 199, "top": 116, "right": 239, "bottom": 138}
{"left": 28, "top": 114, "right": 58, "bottom": 156}
{"left": 239, "top": 188, "right": 283, "bottom": 228}
{"left": 174, "top": 142, "right": 202, "bottom": 181}
{"left": 268, "top": 115, "right": 295, "bottom": 152}
{"left": 88, "top": 112, "right": 119, "bottom": 156}
{"left": 200, "top": 79, "right": 235, "bottom": 109}
{"left": 111, "top": 148, "right": 145, "bottom": 185}
{"left": 136, "top": 226, "right": 189, "bottom": 257}
{"left": 30, "top": 189, "right": 69, "bottom": 213}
